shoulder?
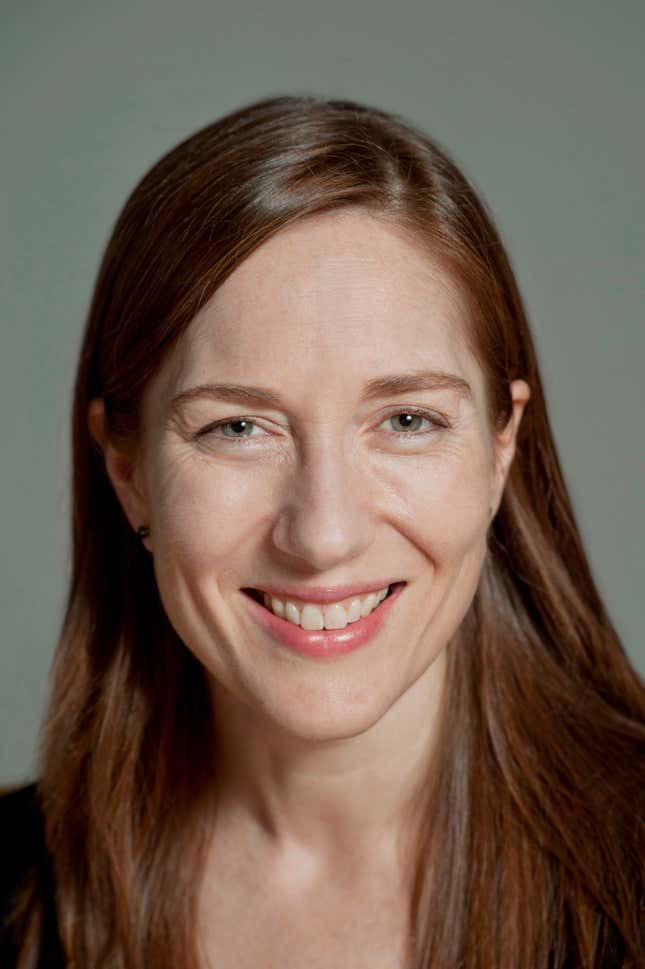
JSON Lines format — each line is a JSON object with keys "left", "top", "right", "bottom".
{"left": 0, "top": 782, "right": 64, "bottom": 968}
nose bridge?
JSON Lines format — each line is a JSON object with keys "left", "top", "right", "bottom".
{"left": 271, "top": 426, "right": 372, "bottom": 570}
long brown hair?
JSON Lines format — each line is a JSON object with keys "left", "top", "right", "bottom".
{"left": 7, "top": 95, "right": 645, "bottom": 968}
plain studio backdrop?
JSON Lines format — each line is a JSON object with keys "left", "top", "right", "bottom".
{"left": 1, "top": 0, "right": 643, "bottom": 784}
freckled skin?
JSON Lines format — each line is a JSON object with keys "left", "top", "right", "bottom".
{"left": 91, "top": 208, "right": 529, "bottom": 881}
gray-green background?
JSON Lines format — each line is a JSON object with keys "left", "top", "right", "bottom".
{"left": 2, "top": 0, "right": 643, "bottom": 785}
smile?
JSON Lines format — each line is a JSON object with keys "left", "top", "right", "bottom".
{"left": 245, "top": 585, "right": 392, "bottom": 630}
{"left": 241, "top": 583, "right": 406, "bottom": 659}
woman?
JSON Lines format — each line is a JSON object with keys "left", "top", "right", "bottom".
{"left": 1, "top": 94, "right": 643, "bottom": 969}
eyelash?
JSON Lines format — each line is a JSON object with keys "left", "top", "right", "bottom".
{"left": 195, "top": 408, "right": 449, "bottom": 445}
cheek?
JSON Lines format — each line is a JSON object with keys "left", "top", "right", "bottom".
{"left": 377, "top": 442, "right": 492, "bottom": 560}
{"left": 145, "top": 450, "right": 275, "bottom": 662}
{"left": 147, "top": 447, "right": 277, "bottom": 573}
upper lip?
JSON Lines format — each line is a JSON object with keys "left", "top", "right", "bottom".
{"left": 246, "top": 580, "right": 403, "bottom": 604}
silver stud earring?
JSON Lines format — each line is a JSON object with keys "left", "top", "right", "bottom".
{"left": 137, "top": 525, "right": 150, "bottom": 540}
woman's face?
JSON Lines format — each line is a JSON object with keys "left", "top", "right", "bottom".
{"left": 108, "top": 209, "right": 527, "bottom": 742}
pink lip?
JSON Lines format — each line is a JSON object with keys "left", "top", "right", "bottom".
{"left": 246, "top": 580, "right": 399, "bottom": 604}
{"left": 241, "top": 583, "right": 406, "bottom": 659}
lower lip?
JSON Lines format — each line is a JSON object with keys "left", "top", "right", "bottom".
{"left": 241, "top": 583, "right": 406, "bottom": 659}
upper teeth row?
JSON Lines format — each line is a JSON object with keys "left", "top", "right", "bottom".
{"left": 262, "top": 587, "right": 390, "bottom": 630}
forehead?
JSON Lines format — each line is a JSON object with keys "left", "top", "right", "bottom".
{"left": 153, "top": 209, "right": 483, "bottom": 405}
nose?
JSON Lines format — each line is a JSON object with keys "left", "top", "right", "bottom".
{"left": 270, "top": 432, "right": 374, "bottom": 573}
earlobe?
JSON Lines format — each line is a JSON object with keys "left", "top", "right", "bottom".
{"left": 87, "top": 398, "right": 150, "bottom": 540}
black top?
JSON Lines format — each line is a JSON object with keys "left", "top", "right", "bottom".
{"left": 0, "top": 784, "right": 64, "bottom": 968}
{"left": 0, "top": 784, "right": 635, "bottom": 967}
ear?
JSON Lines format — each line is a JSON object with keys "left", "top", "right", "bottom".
{"left": 87, "top": 398, "right": 151, "bottom": 550}
{"left": 490, "top": 379, "right": 531, "bottom": 518}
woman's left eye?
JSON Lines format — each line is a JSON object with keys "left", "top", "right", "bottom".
{"left": 381, "top": 411, "right": 444, "bottom": 434}
{"left": 197, "top": 410, "right": 446, "bottom": 443}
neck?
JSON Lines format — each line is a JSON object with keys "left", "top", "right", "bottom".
{"left": 209, "top": 649, "right": 447, "bottom": 883}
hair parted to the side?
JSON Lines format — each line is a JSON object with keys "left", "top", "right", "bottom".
{"left": 7, "top": 94, "right": 644, "bottom": 968}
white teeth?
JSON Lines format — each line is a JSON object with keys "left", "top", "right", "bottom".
{"left": 272, "top": 598, "right": 285, "bottom": 618}
{"left": 347, "top": 598, "right": 362, "bottom": 623}
{"left": 301, "top": 604, "right": 323, "bottom": 630}
{"left": 285, "top": 601, "right": 300, "bottom": 626}
{"left": 360, "top": 592, "right": 378, "bottom": 617}
{"left": 323, "top": 603, "right": 349, "bottom": 630}
{"left": 258, "top": 586, "right": 392, "bottom": 629}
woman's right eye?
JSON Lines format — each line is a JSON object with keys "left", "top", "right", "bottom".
{"left": 198, "top": 419, "right": 264, "bottom": 441}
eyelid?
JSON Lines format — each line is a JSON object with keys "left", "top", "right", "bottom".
{"left": 196, "top": 406, "right": 449, "bottom": 444}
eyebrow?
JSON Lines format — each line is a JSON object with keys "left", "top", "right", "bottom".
{"left": 170, "top": 369, "right": 472, "bottom": 413}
